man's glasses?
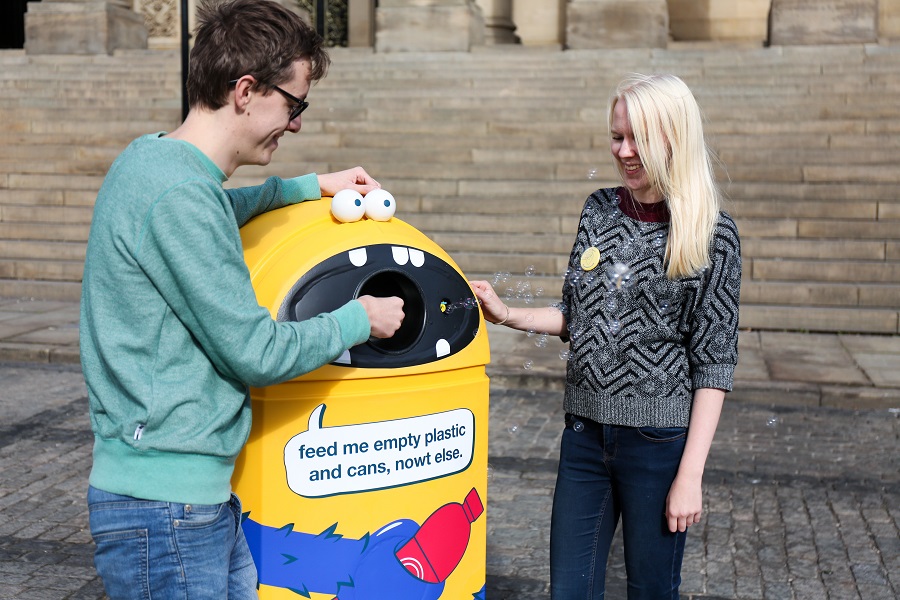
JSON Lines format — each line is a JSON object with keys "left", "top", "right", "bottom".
{"left": 228, "top": 79, "right": 309, "bottom": 121}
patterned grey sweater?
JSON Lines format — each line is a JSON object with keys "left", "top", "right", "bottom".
{"left": 561, "top": 187, "right": 742, "bottom": 428}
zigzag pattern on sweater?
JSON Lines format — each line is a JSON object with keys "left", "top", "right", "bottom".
{"left": 561, "top": 188, "right": 741, "bottom": 428}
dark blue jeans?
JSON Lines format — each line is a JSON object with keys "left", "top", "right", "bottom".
{"left": 87, "top": 486, "right": 258, "bottom": 600}
{"left": 549, "top": 414, "right": 688, "bottom": 600}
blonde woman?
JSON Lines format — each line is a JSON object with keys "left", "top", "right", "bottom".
{"left": 471, "top": 73, "right": 741, "bottom": 599}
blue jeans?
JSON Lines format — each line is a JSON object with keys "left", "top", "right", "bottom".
{"left": 87, "top": 486, "right": 258, "bottom": 600}
{"left": 549, "top": 414, "right": 688, "bottom": 600}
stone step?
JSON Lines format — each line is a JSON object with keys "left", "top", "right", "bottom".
{"left": 739, "top": 304, "right": 898, "bottom": 334}
{"left": 429, "top": 230, "right": 894, "bottom": 264}
{"left": 0, "top": 278, "right": 82, "bottom": 302}
{"left": 0, "top": 189, "right": 97, "bottom": 208}
{"left": 0, "top": 223, "right": 90, "bottom": 243}
{"left": 429, "top": 231, "right": 575, "bottom": 255}
{"left": 0, "top": 143, "right": 122, "bottom": 162}
{"left": 263, "top": 143, "right": 900, "bottom": 170}
{"left": 0, "top": 204, "right": 93, "bottom": 224}
{"left": 7, "top": 107, "right": 180, "bottom": 123}
{"left": 404, "top": 212, "right": 570, "bottom": 235}
{"left": 0, "top": 240, "right": 86, "bottom": 261}
{"left": 750, "top": 258, "right": 900, "bottom": 284}
{"left": 741, "top": 281, "right": 900, "bottom": 309}
{"left": 723, "top": 182, "right": 900, "bottom": 202}
{"left": 0, "top": 258, "right": 84, "bottom": 282}
{"left": 741, "top": 238, "right": 890, "bottom": 261}
{"left": 0, "top": 159, "right": 117, "bottom": 177}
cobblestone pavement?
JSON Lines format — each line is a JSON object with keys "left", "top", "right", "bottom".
{"left": 1, "top": 362, "right": 898, "bottom": 599}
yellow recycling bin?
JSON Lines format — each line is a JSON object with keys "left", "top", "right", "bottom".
{"left": 234, "top": 197, "right": 490, "bottom": 600}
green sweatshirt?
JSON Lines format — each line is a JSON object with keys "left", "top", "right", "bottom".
{"left": 80, "top": 133, "right": 370, "bottom": 504}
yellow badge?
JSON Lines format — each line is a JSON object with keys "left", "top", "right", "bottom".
{"left": 580, "top": 246, "right": 601, "bottom": 271}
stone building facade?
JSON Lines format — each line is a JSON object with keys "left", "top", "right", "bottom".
{"left": 16, "top": 0, "right": 900, "bottom": 55}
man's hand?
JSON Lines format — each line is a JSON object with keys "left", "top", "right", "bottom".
{"left": 319, "top": 167, "right": 380, "bottom": 198}
{"left": 357, "top": 295, "right": 404, "bottom": 339}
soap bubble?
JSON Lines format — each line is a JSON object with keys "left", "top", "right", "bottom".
{"left": 526, "top": 328, "right": 536, "bottom": 337}
{"left": 604, "top": 262, "right": 634, "bottom": 291}
{"left": 524, "top": 313, "right": 535, "bottom": 323}
{"left": 525, "top": 265, "right": 536, "bottom": 277}
{"left": 523, "top": 360, "right": 533, "bottom": 370}
{"left": 535, "top": 286, "right": 544, "bottom": 297}
{"left": 487, "top": 463, "right": 495, "bottom": 481}
{"left": 507, "top": 424, "right": 519, "bottom": 435}
{"left": 524, "top": 294, "right": 534, "bottom": 305}
{"left": 587, "top": 168, "right": 599, "bottom": 180}
{"left": 567, "top": 268, "right": 583, "bottom": 286}
{"left": 766, "top": 416, "right": 780, "bottom": 428}
{"left": 535, "top": 334, "right": 548, "bottom": 348}
{"left": 463, "top": 297, "right": 477, "bottom": 310}
{"left": 653, "top": 233, "right": 665, "bottom": 249}
{"left": 559, "top": 349, "right": 570, "bottom": 360}
{"left": 605, "top": 296, "right": 619, "bottom": 313}
{"left": 606, "top": 319, "right": 622, "bottom": 336}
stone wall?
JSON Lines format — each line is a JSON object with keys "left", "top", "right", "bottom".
{"left": 668, "top": 0, "right": 771, "bottom": 43}
{"left": 770, "top": 0, "right": 878, "bottom": 45}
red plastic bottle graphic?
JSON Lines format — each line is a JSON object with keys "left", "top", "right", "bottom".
{"left": 395, "top": 487, "right": 484, "bottom": 584}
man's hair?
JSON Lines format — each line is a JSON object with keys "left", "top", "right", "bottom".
{"left": 187, "top": 0, "right": 330, "bottom": 110}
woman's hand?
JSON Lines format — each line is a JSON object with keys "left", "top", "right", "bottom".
{"left": 469, "top": 280, "right": 568, "bottom": 336}
{"left": 665, "top": 473, "right": 703, "bottom": 533}
{"left": 469, "top": 280, "right": 509, "bottom": 324}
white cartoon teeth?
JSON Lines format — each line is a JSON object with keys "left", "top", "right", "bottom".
{"left": 349, "top": 248, "right": 368, "bottom": 267}
{"left": 392, "top": 247, "right": 410, "bottom": 265}
{"left": 409, "top": 249, "right": 424, "bottom": 267}
{"left": 347, "top": 246, "right": 425, "bottom": 268}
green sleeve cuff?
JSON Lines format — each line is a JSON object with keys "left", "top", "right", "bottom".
{"left": 332, "top": 300, "right": 371, "bottom": 348}
{"left": 283, "top": 173, "right": 321, "bottom": 204}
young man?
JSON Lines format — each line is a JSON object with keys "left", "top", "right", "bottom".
{"left": 79, "top": 1, "right": 404, "bottom": 597}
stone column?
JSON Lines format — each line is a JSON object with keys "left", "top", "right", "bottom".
{"left": 512, "top": 0, "right": 565, "bottom": 47}
{"left": 375, "top": 0, "right": 485, "bottom": 52}
{"left": 566, "top": 0, "right": 668, "bottom": 49}
{"left": 348, "top": 0, "right": 375, "bottom": 47}
{"left": 474, "top": 0, "right": 520, "bottom": 44}
{"left": 768, "top": 0, "right": 878, "bottom": 45}
{"left": 879, "top": 0, "right": 900, "bottom": 40}
{"left": 25, "top": 0, "right": 148, "bottom": 55}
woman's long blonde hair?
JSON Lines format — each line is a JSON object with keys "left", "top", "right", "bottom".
{"left": 608, "top": 73, "right": 721, "bottom": 279}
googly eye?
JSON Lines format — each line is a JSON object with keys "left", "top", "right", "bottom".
{"left": 331, "top": 189, "right": 366, "bottom": 223}
{"left": 364, "top": 189, "right": 396, "bottom": 222}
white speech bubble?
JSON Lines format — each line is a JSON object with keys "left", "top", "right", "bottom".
{"left": 284, "top": 404, "right": 475, "bottom": 498}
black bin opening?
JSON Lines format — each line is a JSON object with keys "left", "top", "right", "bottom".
{"left": 356, "top": 269, "right": 425, "bottom": 355}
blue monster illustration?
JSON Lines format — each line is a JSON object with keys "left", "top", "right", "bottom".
{"left": 243, "top": 516, "right": 444, "bottom": 599}
{"left": 242, "top": 487, "right": 486, "bottom": 599}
